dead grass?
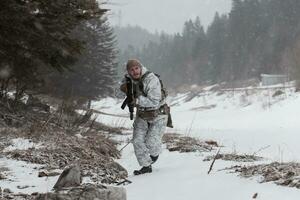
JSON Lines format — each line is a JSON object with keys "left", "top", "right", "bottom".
{"left": 162, "top": 133, "right": 218, "bottom": 153}
{"left": 203, "top": 153, "right": 263, "bottom": 162}
{"left": 226, "top": 162, "right": 300, "bottom": 189}
{"left": 0, "top": 97, "right": 128, "bottom": 187}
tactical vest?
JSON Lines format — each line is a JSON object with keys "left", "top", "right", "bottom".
{"left": 138, "top": 71, "right": 173, "bottom": 128}
{"left": 139, "top": 71, "right": 167, "bottom": 102}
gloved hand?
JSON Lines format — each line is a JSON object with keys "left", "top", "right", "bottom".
{"left": 120, "top": 83, "right": 127, "bottom": 93}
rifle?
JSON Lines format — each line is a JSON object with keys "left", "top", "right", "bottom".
{"left": 121, "top": 76, "right": 135, "bottom": 120}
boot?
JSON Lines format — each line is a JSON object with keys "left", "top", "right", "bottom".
{"left": 133, "top": 165, "right": 152, "bottom": 175}
{"left": 150, "top": 155, "right": 159, "bottom": 164}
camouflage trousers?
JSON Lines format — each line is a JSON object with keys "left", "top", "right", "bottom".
{"left": 132, "top": 114, "right": 168, "bottom": 167}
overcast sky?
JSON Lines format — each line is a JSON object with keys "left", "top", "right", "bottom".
{"left": 104, "top": 0, "right": 232, "bottom": 34}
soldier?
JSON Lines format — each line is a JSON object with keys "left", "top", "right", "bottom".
{"left": 120, "top": 59, "right": 169, "bottom": 175}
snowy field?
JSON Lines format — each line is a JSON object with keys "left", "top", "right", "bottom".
{"left": 93, "top": 84, "right": 300, "bottom": 161}
{"left": 92, "top": 83, "right": 300, "bottom": 200}
{"left": 1, "top": 83, "right": 300, "bottom": 199}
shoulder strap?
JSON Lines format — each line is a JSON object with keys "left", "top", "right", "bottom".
{"left": 139, "top": 71, "right": 151, "bottom": 97}
{"left": 141, "top": 71, "right": 152, "bottom": 81}
{"left": 139, "top": 71, "right": 167, "bottom": 100}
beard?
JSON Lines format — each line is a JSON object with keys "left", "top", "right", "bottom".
{"left": 132, "top": 73, "right": 141, "bottom": 80}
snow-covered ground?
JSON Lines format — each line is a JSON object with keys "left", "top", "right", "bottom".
{"left": 0, "top": 139, "right": 60, "bottom": 194}
{"left": 92, "top": 83, "right": 300, "bottom": 200}
{"left": 93, "top": 84, "right": 300, "bottom": 162}
{"left": 119, "top": 146, "right": 300, "bottom": 200}
{"left": 3, "top": 138, "right": 42, "bottom": 152}
{"left": 1, "top": 83, "right": 300, "bottom": 199}
{"left": 0, "top": 157, "right": 58, "bottom": 194}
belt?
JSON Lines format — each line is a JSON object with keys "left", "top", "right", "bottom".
{"left": 138, "top": 106, "right": 158, "bottom": 111}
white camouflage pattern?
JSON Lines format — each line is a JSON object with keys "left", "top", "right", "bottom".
{"left": 121, "top": 65, "right": 166, "bottom": 108}
{"left": 133, "top": 115, "right": 167, "bottom": 166}
{"left": 121, "top": 64, "right": 167, "bottom": 167}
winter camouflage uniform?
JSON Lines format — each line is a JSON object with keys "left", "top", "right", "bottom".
{"left": 121, "top": 65, "right": 168, "bottom": 167}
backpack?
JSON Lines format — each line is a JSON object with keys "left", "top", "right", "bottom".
{"left": 139, "top": 71, "right": 168, "bottom": 102}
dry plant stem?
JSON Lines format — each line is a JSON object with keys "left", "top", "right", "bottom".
{"left": 252, "top": 145, "right": 271, "bottom": 156}
{"left": 116, "top": 178, "right": 132, "bottom": 186}
{"left": 40, "top": 113, "right": 55, "bottom": 133}
{"left": 83, "top": 116, "right": 97, "bottom": 135}
{"left": 119, "top": 140, "right": 132, "bottom": 153}
{"left": 208, "top": 147, "right": 221, "bottom": 174}
{"left": 186, "top": 112, "right": 196, "bottom": 136}
{"left": 58, "top": 101, "right": 64, "bottom": 124}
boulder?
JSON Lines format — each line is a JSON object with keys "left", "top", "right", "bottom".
{"left": 53, "top": 164, "right": 81, "bottom": 190}
{"left": 35, "top": 184, "right": 126, "bottom": 200}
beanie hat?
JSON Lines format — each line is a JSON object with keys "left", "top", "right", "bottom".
{"left": 126, "top": 59, "right": 142, "bottom": 70}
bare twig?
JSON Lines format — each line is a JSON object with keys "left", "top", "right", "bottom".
{"left": 116, "top": 178, "right": 132, "bottom": 186}
{"left": 39, "top": 113, "right": 55, "bottom": 132}
{"left": 252, "top": 145, "right": 271, "bottom": 156}
{"left": 207, "top": 147, "right": 221, "bottom": 174}
{"left": 118, "top": 139, "right": 132, "bottom": 153}
{"left": 82, "top": 115, "right": 98, "bottom": 135}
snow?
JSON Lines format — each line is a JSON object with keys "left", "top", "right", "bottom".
{"left": 1, "top": 139, "right": 55, "bottom": 194}
{"left": 91, "top": 85, "right": 300, "bottom": 161}
{"left": 0, "top": 158, "right": 58, "bottom": 194}
{"left": 1, "top": 83, "right": 300, "bottom": 199}
{"left": 3, "top": 138, "right": 42, "bottom": 152}
{"left": 92, "top": 84, "right": 300, "bottom": 199}
{"left": 119, "top": 147, "right": 300, "bottom": 200}
{"left": 168, "top": 86, "right": 300, "bottom": 162}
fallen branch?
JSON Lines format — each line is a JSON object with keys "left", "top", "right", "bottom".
{"left": 207, "top": 147, "right": 221, "bottom": 174}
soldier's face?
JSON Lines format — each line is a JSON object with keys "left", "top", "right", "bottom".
{"left": 128, "top": 65, "right": 141, "bottom": 80}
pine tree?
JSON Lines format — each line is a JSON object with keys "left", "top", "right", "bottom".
{"left": 207, "top": 13, "right": 229, "bottom": 82}
{"left": 115, "top": 0, "right": 300, "bottom": 88}
{"left": 0, "top": 0, "right": 105, "bottom": 99}
{"left": 46, "top": 17, "right": 118, "bottom": 105}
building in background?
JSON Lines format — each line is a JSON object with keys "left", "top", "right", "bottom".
{"left": 261, "top": 74, "right": 289, "bottom": 86}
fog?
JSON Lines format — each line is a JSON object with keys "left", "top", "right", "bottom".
{"left": 105, "top": 0, "right": 232, "bottom": 34}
